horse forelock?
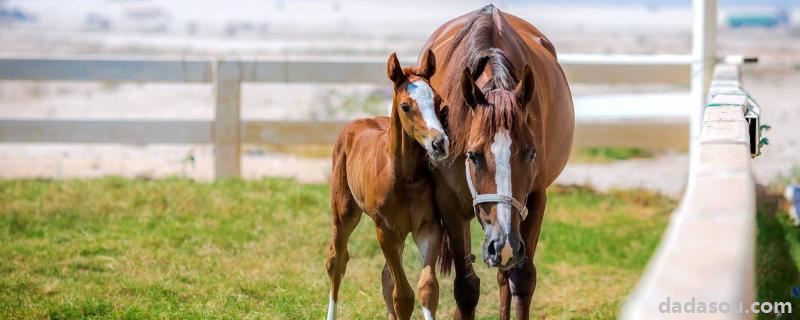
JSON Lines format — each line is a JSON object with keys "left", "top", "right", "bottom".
{"left": 476, "top": 90, "right": 525, "bottom": 141}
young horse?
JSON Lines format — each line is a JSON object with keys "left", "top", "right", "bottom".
{"left": 325, "top": 50, "right": 449, "bottom": 320}
{"left": 421, "top": 5, "right": 574, "bottom": 319}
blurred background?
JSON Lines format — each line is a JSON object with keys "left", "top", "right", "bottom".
{"left": 2, "top": 1, "right": 800, "bottom": 319}
{"left": 0, "top": 0, "right": 797, "bottom": 196}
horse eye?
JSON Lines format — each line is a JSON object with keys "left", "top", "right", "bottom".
{"left": 466, "top": 151, "right": 481, "bottom": 166}
{"left": 400, "top": 103, "right": 411, "bottom": 112}
{"left": 528, "top": 150, "right": 537, "bottom": 162}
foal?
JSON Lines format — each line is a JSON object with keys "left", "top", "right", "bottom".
{"left": 326, "top": 50, "right": 448, "bottom": 320}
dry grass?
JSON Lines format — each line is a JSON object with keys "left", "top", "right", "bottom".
{"left": 568, "top": 147, "right": 654, "bottom": 164}
{"left": 0, "top": 178, "right": 675, "bottom": 319}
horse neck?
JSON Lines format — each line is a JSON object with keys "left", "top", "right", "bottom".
{"left": 388, "top": 103, "right": 426, "bottom": 179}
{"left": 436, "top": 65, "right": 476, "bottom": 161}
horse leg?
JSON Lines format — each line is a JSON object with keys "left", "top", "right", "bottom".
{"left": 497, "top": 269, "right": 511, "bottom": 320}
{"left": 381, "top": 262, "right": 397, "bottom": 319}
{"left": 325, "top": 188, "right": 361, "bottom": 320}
{"left": 447, "top": 218, "right": 480, "bottom": 320}
{"left": 380, "top": 240, "right": 406, "bottom": 319}
{"left": 376, "top": 221, "right": 415, "bottom": 320}
{"left": 509, "top": 191, "right": 546, "bottom": 319}
{"left": 413, "top": 219, "right": 441, "bottom": 320}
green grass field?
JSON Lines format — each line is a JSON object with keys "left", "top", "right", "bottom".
{"left": 1, "top": 178, "right": 677, "bottom": 319}
{"left": 569, "top": 147, "right": 653, "bottom": 163}
{"left": 755, "top": 201, "right": 800, "bottom": 320}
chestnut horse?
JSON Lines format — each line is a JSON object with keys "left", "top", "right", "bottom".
{"left": 325, "top": 50, "right": 449, "bottom": 320}
{"left": 420, "top": 5, "right": 574, "bottom": 319}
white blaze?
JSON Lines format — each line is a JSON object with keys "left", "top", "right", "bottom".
{"left": 491, "top": 129, "right": 513, "bottom": 234}
{"left": 407, "top": 81, "right": 444, "bottom": 134}
{"left": 326, "top": 291, "right": 336, "bottom": 320}
{"left": 491, "top": 129, "right": 514, "bottom": 265}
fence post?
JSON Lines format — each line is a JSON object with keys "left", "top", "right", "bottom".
{"left": 213, "top": 60, "right": 241, "bottom": 179}
{"left": 689, "top": 0, "right": 717, "bottom": 159}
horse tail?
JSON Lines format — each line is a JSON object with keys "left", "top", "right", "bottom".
{"left": 438, "top": 218, "right": 453, "bottom": 276}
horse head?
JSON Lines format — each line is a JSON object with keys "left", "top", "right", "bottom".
{"left": 387, "top": 50, "right": 449, "bottom": 162}
{"left": 460, "top": 64, "right": 537, "bottom": 270}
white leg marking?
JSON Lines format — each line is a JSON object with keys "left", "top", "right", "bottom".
{"left": 407, "top": 81, "right": 444, "bottom": 133}
{"left": 422, "top": 306, "right": 434, "bottom": 320}
{"left": 326, "top": 291, "right": 336, "bottom": 320}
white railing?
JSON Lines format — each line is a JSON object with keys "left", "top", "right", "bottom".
{"left": 0, "top": 54, "right": 695, "bottom": 178}
{"left": 622, "top": 63, "right": 757, "bottom": 319}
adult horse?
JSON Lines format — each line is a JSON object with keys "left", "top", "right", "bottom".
{"left": 420, "top": 5, "right": 574, "bottom": 319}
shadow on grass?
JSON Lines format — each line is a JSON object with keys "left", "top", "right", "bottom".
{"left": 756, "top": 192, "right": 800, "bottom": 319}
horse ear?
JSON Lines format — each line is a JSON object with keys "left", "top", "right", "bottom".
{"left": 387, "top": 52, "right": 406, "bottom": 86}
{"left": 418, "top": 49, "right": 436, "bottom": 79}
{"left": 460, "top": 68, "right": 484, "bottom": 110}
{"left": 515, "top": 65, "right": 535, "bottom": 106}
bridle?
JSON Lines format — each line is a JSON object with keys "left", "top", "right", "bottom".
{"left": 464, "top": 159, "right": 529, "bottom": 221}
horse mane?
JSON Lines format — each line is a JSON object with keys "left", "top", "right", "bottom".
{"left": 440, "top": 4, "right": 520, "bottom": 165}
{"left": 445, "top": 5, "right": 517, "bottom": 91}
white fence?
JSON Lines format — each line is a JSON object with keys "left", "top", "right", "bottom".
{"left": 0, "top": 54, "right": 695, "bottom": 178}
{"left": 622, "top": 63, "right": 758, "bottom": 319}
{"left": 0, "top": 0, "right": 763, "bottom": 317}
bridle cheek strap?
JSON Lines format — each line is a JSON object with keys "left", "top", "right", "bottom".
{"left": 464, "top": 159, "right": 529, "bottom": 221}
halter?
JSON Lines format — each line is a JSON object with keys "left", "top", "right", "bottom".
{"left": 464, "top": 159, "right": 529, "bottom": 221}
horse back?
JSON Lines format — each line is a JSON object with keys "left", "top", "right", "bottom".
{"left": 499, "top": 11, "right": 575, "bottom": 187}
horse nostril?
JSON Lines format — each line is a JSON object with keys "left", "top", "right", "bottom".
{"left": 433, "top": 137, "right": 444, "bottom": 151}
{"left": 487, "top": 240, "right": 497, "bottom": 257}
{"left": 517, "top": 242, "right": 526, "bottom": 256}
{"left": 432, "top": 137, "right": 445, "bottom": 152}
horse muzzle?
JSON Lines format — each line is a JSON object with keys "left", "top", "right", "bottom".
{"left": 482, "top": 232, "right": 525, "bottom": 270}
{"left": 429, "top": 135, "right": 449, "bottom": 161}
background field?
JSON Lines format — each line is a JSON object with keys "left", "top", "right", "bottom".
{"left": 0, "top": 178, "right": 676, "bottom": 319}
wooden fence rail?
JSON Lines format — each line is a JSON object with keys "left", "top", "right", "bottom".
{"left": 0, "top": 55, "right": 695, "bottom": 178}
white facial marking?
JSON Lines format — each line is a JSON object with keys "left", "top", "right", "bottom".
{"left": 326, "top": 291, "right": 336, "bottom": 320}
{"left": 491, "top": 129, "right": 513, "bottom": 236}
{"left": 422, "top": 306, "right": 434, "bottom": 320}
{"left": 407, "top": 81, "right": 444, "bottom": 134}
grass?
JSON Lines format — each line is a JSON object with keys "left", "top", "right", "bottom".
{"left": 569, "top": 147, "right": 653, "bottom": 163}
{"left": 0, "top": 178, "right": 676, "bottom": 319}
{"left": 756, "top": 190, "right": 800, "bottom": 319}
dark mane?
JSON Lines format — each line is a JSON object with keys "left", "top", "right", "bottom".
{"left": 445, "top": 4, "right": 517, "bottom": 91}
